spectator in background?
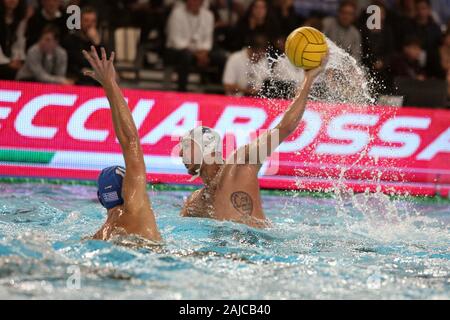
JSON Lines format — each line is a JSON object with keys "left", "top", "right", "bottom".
{"left": 24, "top": 0, "right": 35, "bottom": 19}
{"left": 166, "top": 0, "right": 225, "bottom": 92}
{"left": 25, "top": 0, "right": 66, "bottom": 48}
{"left": 211, "top": 0, "right": 243, "bottom": 51}
{"left": 323, "top": 0, "right": 361, "bottom": 61}
{"left": 273, "top": 0, "right": 302, "bottom": 37}
{"left": 0, "top": 0, "right": 27, "bottom": 80}
{"left": 359, "top": 0, "right": 395, "bottom": 93}
{"left": 410, "top": 0, "right": 443, "bottom": 78}
{"left": 391, "top": 36, "right": 427, "bottom": 80}
{"left": 391, "top": 0, "right": 415, "bottom": 50}
{"left": 231, "top": 0, "right": 281, "bottom": 51}
{"left": 128, "top": 0, "right": 167, "bottom": 50}
{"left": 223, "top": 33, "right": 270, "bottom": 96}
{"left": 393, "top": 0, "right": 416, "bottom": 18}
{"left": 64, "top": 0, "right": 112, "bottom": 28}
{"left": 17, "top": 25, "right": 71, "bottom": 83}
{"left": 211, "top": 0, "right": 242, "bottom": 27}
{"left": 62, "top": 6, "right": 102, "bottom": 85}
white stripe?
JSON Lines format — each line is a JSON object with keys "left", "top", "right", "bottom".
{"left": 51, "top": 151, "right": 186, "bottom": 174}
{"left": 0, "top": 108, "right": 11, "bottom": 119}
{"left": 50, "top": 151, "right": 450, "bottom": 177}
{"left": 0, "top": 90, "right": 21, "bottom": 103}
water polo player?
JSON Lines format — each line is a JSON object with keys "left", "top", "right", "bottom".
{"left": 179, "top": 53, "right": 328, "bottom": 228}
{"left": 83, "top": 46, "right": 161, "bottom": 242}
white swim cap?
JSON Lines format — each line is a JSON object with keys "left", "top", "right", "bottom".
{"left": 181, "top": 126, "right": 222, "bottom": 181}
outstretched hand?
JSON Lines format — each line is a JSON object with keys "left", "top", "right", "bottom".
{"left": 82, "top": 46, "right": 116, "bottom": 86}
{"left": 304, "top": 51, "right": 329, "bottom": 82}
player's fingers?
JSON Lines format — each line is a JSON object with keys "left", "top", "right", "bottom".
{"left": 82, "top": 50, "right": 101, "bottom": 74}
{"left": 82, "top": 50, "right": 94, "bottom": 64}
{"left": 109, "top": 51, "right": 115, "bottom": 63}
{"left": 101, "top": 47, "right": 107, "bottom": 61}
{"left": 90, "top": 46, "right": 101, "bottom": 64}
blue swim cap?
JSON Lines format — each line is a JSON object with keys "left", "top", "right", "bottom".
{"left": 97, "top": 166, "right": 126, "bottom": 209}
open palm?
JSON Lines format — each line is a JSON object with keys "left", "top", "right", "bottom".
{"left": 82, "top": 46, "right": 116, "bottom": 86}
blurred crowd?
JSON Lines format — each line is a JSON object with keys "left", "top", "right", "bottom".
{"left": 0, "top": 0, "right": 449, "bottom": 107}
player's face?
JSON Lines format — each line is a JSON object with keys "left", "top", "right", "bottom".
{"left": 179, "top": 138, "right": 202, "bottom": 176}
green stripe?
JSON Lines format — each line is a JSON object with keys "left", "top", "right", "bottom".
{"left": 0, "top": 150, "right": 55, "bottom": 164}
{"left": 0, "top": 177, "right": 447, "bottom": 203}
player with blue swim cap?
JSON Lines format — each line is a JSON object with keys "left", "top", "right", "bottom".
{"left": 83, "top": 46, "right": 161, "bottom": 242}
{"left": 97, "top": 166, "right": 126, "bottom": 209}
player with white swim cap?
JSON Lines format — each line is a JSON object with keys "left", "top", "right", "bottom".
{"left": 179, "top": 53, "right": 328, "bottom": 228}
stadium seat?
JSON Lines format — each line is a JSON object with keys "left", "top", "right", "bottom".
{"left": 114, "top": 27, "right": 141, "bottom": 81}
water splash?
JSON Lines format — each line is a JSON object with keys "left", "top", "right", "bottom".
{"left": 250, "top": 38, "right": 412, "bottom": 224}
{"left": 251, "top": 38, "right": 377, "bottom": 107}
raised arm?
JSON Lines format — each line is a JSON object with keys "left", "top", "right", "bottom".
{"left": 230, "top": 56, "right": 328, "bottom": 166}
{"left": 82, "top": 47, "right": 151, "bottom": 214}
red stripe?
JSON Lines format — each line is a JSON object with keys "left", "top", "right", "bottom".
{"left": 0, "top": 165, "right": 444, "bottom": 197}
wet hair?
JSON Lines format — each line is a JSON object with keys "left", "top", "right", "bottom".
{"left": 40, "top": 24, "right": 60, "bottom": 41}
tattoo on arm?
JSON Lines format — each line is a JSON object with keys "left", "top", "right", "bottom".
{"left": 231, "top": 192, "right": 253, "bottom": 216}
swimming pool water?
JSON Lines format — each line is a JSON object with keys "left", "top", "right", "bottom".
{"left": 0, "top": 183, "right": 448, "bottom": 299}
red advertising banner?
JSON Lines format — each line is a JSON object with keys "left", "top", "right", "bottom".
{"left": 0, "top": 80, "right": 449, "bottom": 197}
